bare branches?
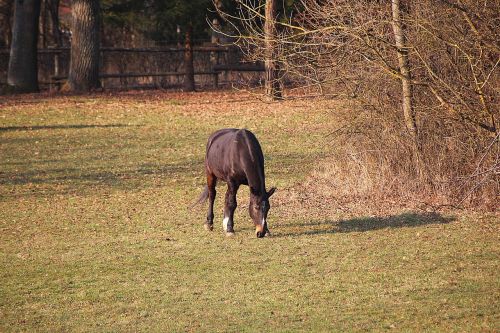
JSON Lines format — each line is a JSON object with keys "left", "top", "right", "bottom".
{"left": 212, "top": 0, "right": 499, "bottom": 206}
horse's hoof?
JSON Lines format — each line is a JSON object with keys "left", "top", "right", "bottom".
{"left": 204, "top": 224, "right": 213, "bottom": 231}
{"left": 225, "top": 231, "right": 235, "bottom": 237}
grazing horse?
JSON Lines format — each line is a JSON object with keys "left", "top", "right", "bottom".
{"left": 195, "top": 128, "right": 276, "bottom": 238}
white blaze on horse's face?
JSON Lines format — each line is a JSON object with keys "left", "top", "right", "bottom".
{"left": 253, "top": 200, "right": 270, "bottom": 238}
{"left": 252, "top": 188, "right": 275, "bottom": 238}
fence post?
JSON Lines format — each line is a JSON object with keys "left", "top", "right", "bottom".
{"left": 51, "top": 50, "right": 60, "bottom": 91}
{"left": 213, "top": 72, "right": 218, "bottom": 89}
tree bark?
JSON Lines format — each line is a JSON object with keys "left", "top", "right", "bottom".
{"left": 183, "top": 22, "right": 195, "bottom": 92}
{"left": 0, "top": 0, "right": 14, "bottom": 48}
{"left": 391, "top": 0, "right": 424, "bottom": 177}
{"left": 47, "top": 0, "right": 60, "bottom": 46}
{"left": 210, "top": 0, "right": 221, "bottom": 64}
{"left": 210, "top": 0, "right": 222, "bottom": 89}
{"left": 40, "top": 0, "right": 48, "bottom": 47}
{"left": 67, "top": 0, "right": 100, "bottom": 92}
{"left": 7, "top": 0, "right": 40, "bottom": 93}
{"left": 264, "top": 0, "right": 282, "bottom": 100}
{"left": 47, "top": 0, "right": 61, "bottom": 77}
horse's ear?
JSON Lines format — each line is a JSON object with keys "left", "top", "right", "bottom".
{"left": 267, "top": 187, "right": 277, "bottom": 198}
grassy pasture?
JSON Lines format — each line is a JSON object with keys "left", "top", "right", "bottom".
{"left": 0, "top": 91, "right": 498, "bottom": 332}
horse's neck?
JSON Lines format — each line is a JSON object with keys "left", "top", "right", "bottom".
{"left": 240, "top": 136, "right": 266, "bottom": 194}
{"left": 247, "top": 167, "right": 266, "bottom": 196}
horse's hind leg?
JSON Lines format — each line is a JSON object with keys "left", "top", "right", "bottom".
{"left": 205, "top": 173, "right": 217, "bottom": 231}
{"left": 223, "top": 181, "right": 239, "bottom": 235}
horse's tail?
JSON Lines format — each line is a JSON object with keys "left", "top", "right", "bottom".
{"left": 189, "top": 185, "right": 209, "bottom": 210}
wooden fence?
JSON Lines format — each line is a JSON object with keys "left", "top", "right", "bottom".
{"left": 0, "top": 46, "right": 265, "bottom": 90}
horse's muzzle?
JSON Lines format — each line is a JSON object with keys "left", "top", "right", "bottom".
{"left": 256, "top": 230, "right": 265, "bottom": 238}
{"left": 256, "top": 222, "right": 270, "bottom": 238}
{"left": 256, "top": 227, "right": 270, "bottom": 238}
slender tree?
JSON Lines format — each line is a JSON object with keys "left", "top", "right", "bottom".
{"left": 210, "top": 0, "right": 222, "bottom": 87}
{"left": 7, "top": 0, "right": 40, "bottom": 92}
{"left": 47, "top": 0, "right": 62, "bottom": 77}
{"left": 264, "top": 0, "right": 282, "bottom": 100}
{"left": 39, "top": 0, "right": 60, "bottom": 47}
{"left": 183, "top": 22, "right": 195, "bottom": 91}
{"left": 67, "top": 0, "right": 100, "bottom": 92}
{"left": 40, "top": 0, "right": 47, "bottom": 47}
{"left": 47, "top": 0, "right": 61, "bottom": 45}
{"left": 391, "top": 0, "right": 424, "bottom": 177}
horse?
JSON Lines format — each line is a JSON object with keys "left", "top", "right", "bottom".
{"left": 194, "top": 128, "right": 276, "bottom": 238}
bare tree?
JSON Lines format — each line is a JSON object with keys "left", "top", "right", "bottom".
{"left": 391, "top": 0, "right": 423, "bottom": 177}
{"left": 7, "top": 0, "right": 40, "bottom": 93}
{"left": 264, "top": 0, "right": 282, "bottom": 99}
{"left": 183, "top": 22, "right": 195, "bottom": 92}
{"left": 210, "top": 0, "right": 222, "bottom": 86}
{"left": 47, "top": 0, "right": 61, "bottom": 45}
{"left": 215, "top": 0, "right": 499, "bottom": 204}
{"left": 66, "top": 0, "right": 100, "bottom": 92}
{"left": 410, "top": 0, "right": 498, "bottom": 136}
{"left": 39, "top": 0, "right": 60, "bottom": 48}
{"left": 47, "top": 0, "right": 62, "bottom": 77}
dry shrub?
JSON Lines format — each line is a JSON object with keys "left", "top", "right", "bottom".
{"left": 294, "top": 1, "right": 499, "bottom": 210}
{"left": 305, "top": 95, "right": 499, "bottom": 211}
{"left": 223, "top": 0, "right": 499, "bottom": 210}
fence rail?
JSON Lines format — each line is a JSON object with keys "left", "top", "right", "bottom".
{"left": 0, "top": 46, "right": 231, "bottom": 54}
{"left": 0, "top": 46, "right": 265, "bottom": 90}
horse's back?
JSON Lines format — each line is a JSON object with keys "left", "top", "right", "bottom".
{"left": 206, "top": 128, "right": 239, "bottom": 151}
{"left": 205, "top": 128, "right": 264, "bottom": 183}
{"left": 207, "top": 128, "right": 262, "bottom": 157}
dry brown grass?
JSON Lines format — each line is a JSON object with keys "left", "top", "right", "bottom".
{"left": 280, "top": 96, "right": 499, "bottom": 214}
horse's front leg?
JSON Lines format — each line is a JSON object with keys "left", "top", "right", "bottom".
{"left": 223, "top": 182, "right": 239, "bottom": 236}
{"left": 205, "top": 173, "right": 217, "bottom": 231}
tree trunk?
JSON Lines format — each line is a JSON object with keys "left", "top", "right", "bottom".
{"left": 67, "top": 0, "right": 100, "bottom": 92}
{"left": 0, "top": 0, "right": 15, "bottom": 48}
{"left": 7, "top": 0, "right": 40, "bottom": 93}
{"left": 210, "top": 0, "right": 222, "bottom": 89}
{"left": 264, "top": 0, "right": 282, "bottom": 100}
{"left": 40, "top": 0, "right": 59, "bottom": 47}
{"left": 183, "top": 23, "right": 195, "bottom": 92}
{"left": 391, "top": 0, "right": 424, "bottom": 177}
{"left": 40, "top": 0, "right": 47, "bottom": 47}
{"left": 47, "top": 0, "right": 60, "bottom": 45}
{"left": 47, "top": 0, "right": 61, "bottom": 77}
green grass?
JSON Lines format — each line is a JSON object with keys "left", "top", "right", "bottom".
{"left": 0, "top": 91, "right": 498, "bottom": 332}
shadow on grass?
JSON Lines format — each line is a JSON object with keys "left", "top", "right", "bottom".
{"left": 0, "top": 124, "right": 131, "bottom": 132}
{"left": 275, "top": 212, "right": 456, "bottom": 237}
{"left": 0, "top": 159, "right": 203, "bottom": 200}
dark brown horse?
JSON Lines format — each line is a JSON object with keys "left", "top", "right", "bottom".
{"left": 194, "top": 128, "right": 276, "bottom": 238}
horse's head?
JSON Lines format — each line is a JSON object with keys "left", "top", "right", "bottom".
{"left": 249, "top": 187, "right": 276, "bottom": 238}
